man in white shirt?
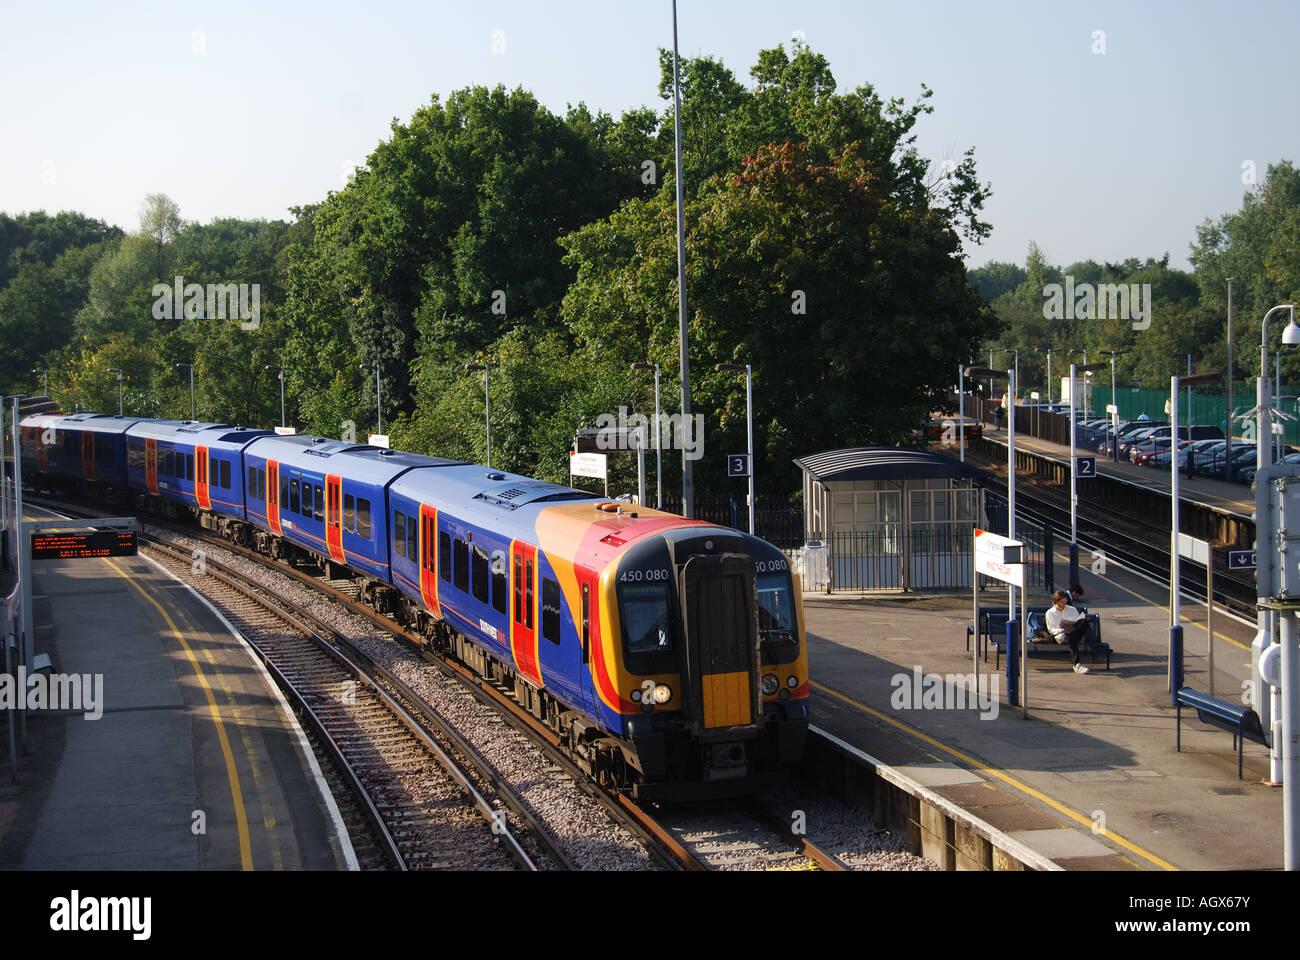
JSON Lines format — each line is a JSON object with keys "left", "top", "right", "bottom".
{"left": 1045, "top": 589, "right": 1091, "bottom": 674}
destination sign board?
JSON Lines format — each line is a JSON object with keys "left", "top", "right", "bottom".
{"left": 31, "top": 530, "right": 137, "bottom": 560}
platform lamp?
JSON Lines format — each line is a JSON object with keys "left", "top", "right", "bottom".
{"left": 630, "top": 362, "right": 662, "bottom": 508}
{"left": 175, "top": 362, "right": 194, "bottom": 420}
{"left": 715, "top": 363, "right": 754, "bottom": 534}
{"left": 1068, "top": 362, "right": 1110, "bottom": 586}
{"left": 30, "top": 368, "right": 48, "bottom": 397}
{"left": 264, "top": 364, "right": 285, "bottom": 428}
{"left": 465, "top": 363, "right": 491, "bottom": 468}
{"left": 107, "top": 368, "right": 124, "bottom": 416}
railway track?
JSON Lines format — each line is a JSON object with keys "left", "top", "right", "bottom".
{"left": 140, "top": 535, "right": 546, "bottom": 870}
{"left": 968, "top": 449, "right": 1258, "bottom": 618}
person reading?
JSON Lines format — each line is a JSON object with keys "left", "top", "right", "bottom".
{"left": 1045, "top": 589, "right": 1091, "bottom": 674}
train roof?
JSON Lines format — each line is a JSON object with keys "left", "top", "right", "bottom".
{"left": 50, "top": 413, "right": 144, "bottom": 434}
{"left": 245, "top": 433, "right": 467, "bottom": 485}
{"left": 125, "top": 419, "right": 274, "bottom": 450}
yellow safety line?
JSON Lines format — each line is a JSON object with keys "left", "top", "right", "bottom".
{"left": 811, "top": 679, "right": 1179, "bottom": 871}
{"left": 104, "top": 558, "right": 254, "bottom": 870}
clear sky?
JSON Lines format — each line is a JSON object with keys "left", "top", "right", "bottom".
{"left": 3, "top": 0, "right": 1296, "bottom": 271}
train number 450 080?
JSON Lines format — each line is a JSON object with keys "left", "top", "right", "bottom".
{"left": 619, "top": 569, "right": 671, "bottom": 582}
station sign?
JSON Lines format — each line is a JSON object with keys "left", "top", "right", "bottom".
{"left": 569, "top": 451, "right": 607, "bottom": 479}
{"left": 727, "top": 454, "right": 750, "bottom": 477}
{"left": 1177, "top": 533, "right": 1209, "bottom": 564}
{"left": 1076, "top": 456, "right": 1096, "bottom": 478}
{"left": 973, "top": 529, "right": 1024, "bottom": 587}
{"left": 368, "top": 433, "right": 390, "bottom": 448}
{"left": 1226, "top": 549, "right": 1257, "bottom": 571}
{"left": 31, "top": 530, "right": 137, "bottom": 560}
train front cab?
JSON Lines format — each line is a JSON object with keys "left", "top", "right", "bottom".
{"left": 612, "top": 529, "right": 810, "bottom": 800}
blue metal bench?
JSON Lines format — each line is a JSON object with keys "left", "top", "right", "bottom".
{"left": 1175, "top": 687, "right": 1268, "bottom": 779}
{"left": 965, "top": 608, "right": 1009, "bottom": 660}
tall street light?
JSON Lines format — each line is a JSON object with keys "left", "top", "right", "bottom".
{"left": 1106, "top": 350, "right": 1129, "bottom": 460}
{"left": 1045, "top": 348, "right": 1053, "bottom": 405}
{"left": 1068, "top": 362, "right": 1110, "bottom": 585}
{"left": 175, "top": 362, "right": 195, "bottom": 420}
{"left": 466, "top": 363, "right": 492, "bottom": 468}
{"left": 715, "top": 363, "right": 754, "bottom": 534}
{"left": 671, "top": 0, "right": 692, "bottom": 518}
{"left": 1258, "top": 305, "right": 1299, "bottom": 477}
{"left": 264, "top": 364, "right": 286, "bottom": 428}
{"left": 107, "top": 368, "right": 124, "bottom": 416}
{"left": 359, "top": 363, "right": 382, "bottom": 436}
{"left": 30, "top": 368, "right": 48, "bottom": 397}
{"left": 631, "top": 362, "right": 662, "bottom": 508}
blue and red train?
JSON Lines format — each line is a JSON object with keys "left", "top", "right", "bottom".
{"left": 19, "top": 411, "right": 810, "bottom": 798}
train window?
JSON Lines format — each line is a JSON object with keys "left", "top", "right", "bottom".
{"left": 439, "top": 532, "right": 451, "bottom": 583}
{"left": 619, "top": 582, "right": 674, "bottom": 654}
{"left": 512, "top": 554, "right": 522, "bottom": 623}
{"left": 421, "top": 517, "right": 432, "bottom": 571}
{"left": 165, "top": 452, "right": 175, "bottom": 476}
{"left": 289, "top": 479, "right": 299, "bottom": 513}
{"left": 280, "top": 474, "right": 289, "bottom": 508}
{"left": 300, "top": 483, "right": 312, "bottom": 517}
{"left": 757, "top": 573, "right": 799, "bottom": 663}
{"left": 409, "top": 515, "right": 419, "bottom": 567}
{"left": 186, "top": 454, "right": 194, "bottom": 481}
{"left": 208, "top": 454, "right": 215, "bottom": 483}
{"left": 248, "top": 466, "right": 257, "bottom": 495}
{"left": 581, "top": 584, "right": 589, "bottom": 659}
{"left": 472, "top": 546, "right": 488, "bottom": 604}
{"left": 394, "top": 512, "right": 406, "bottom": 558}
{"left": 491, "top": 551, "right": 507, "bottom": 614}
{"left": 357, "top": 498, "right": 371, "bottom": 539}
{"left": 453, "top": 538, "right": 468, "bottom": 593}
{"left": 525, "top": 559, "right": 534, "bottom": 630}
{"left": 344, "top": 493, "right": 355, "bottom": 533}
{"left": 542, "top": 578, "right": 561, "bottom": 645}
{"left": 258, "top": 468, "right": 266, "bottom": 500}
{"left": 220, "top": 459, "right": 230, "bottom": 489}
{"left": 314, "top": 485, "right": 324, "bottom": 521}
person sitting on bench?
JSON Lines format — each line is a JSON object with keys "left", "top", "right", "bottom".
{"left": 1045, "top": 589, "right": 1091, "bottom": 674}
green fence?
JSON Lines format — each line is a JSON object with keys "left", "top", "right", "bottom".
{"left": 1090, "top": 384, "right": 1300, "bottom": 445}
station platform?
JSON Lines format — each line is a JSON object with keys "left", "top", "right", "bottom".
{"left": 0, "top": 506, "right": 354, "bottom": 870}
{"left": 802, "top": 543, "right": 1281, "bottom": 870}
{"left": 980, "top": 422, "right": 1253, "bottom": 518}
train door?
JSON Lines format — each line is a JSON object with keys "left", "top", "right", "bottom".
{"left": 680, "top": 554, "right": 761, "bottom": 741}
{"left": 145, "top": 437, "right": 157, "bottom": 494}
{"left": 324, "top": 474, "right": 344, "bottom": 563}
{"left": 81, "top": 431, "right": 94, "bottom": 481}
{"left": 576, "top": 566, "right": 599, "bottom": 717}
{"left": 417, "top": 503, "right": 440, "bottom": 616}
{"left": 267, "top": 460, "right": 281, "bottom": 534}
{"left": 195, "top": 444, "right": 211, "bottom": 509}
{"left": 509, "top": 541, "right": 541, "bottom": 685}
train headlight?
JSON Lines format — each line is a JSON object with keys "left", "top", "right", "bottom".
{"left": 653, "top": 684, "right": 672, "bottom": 704}
{"left": 761, "top": 674, "right": 779, "bottom": 696}
{"left": 778, "top": 688, "right": 791, "bottom": 701}
{"left": 630, "top": 688, "right": 642, "bottom": 703}
{"left": 787, "top": 675, "right": 798, "bottom": 689}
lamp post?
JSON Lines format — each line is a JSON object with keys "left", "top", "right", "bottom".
{"left": 716, "top": 363, "right": 754, "bottom": 534}
{"left": 671, "top": 0, "right": 693, "bottom": 518}
{"left": 30, "top": 368, "right": 48, "bottom": 397}
{"left": 107, "top": 368, "right": 123, "bottom": 416}
{"left": 1069, "top": 362, "right": 1110, "bottom": 585}
{"left": 174, "top": 363, "right": 194, "bottom": 420}
{"left": 1106, "top": 351, "right": 1128, "bottom": 460}
{"left": 1258, "top": 306, "right": 1299, "bottom": 477}
{"left": 958, "top": 363, "right": 966, "bottom": 462}
{"left": 359, "top": 363, "right": 382, "bottom": 437}
{"left": 631, "top": 362, "right": 662, "bottom": 508}
{"left": 1045, "top": 348, "right": 1053, "bottom": 405}
{"left": 465, "top": 364, "right": 491, "bottom": 468}
{"left": 264, "top": 364, "right": 285, "bottom": 428}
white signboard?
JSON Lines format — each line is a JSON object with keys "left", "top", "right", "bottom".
{"left": 973, "top": 528, "right": 1025, "bottom": 587}
{"left": 274, "top": 426, "right": 296, "bottom": 436}
{"left": 569, "top": 452, "right": 607, "bottom": 479}
{"left": 368, "top": 433, "right": 390, "bottom": 448}
{"left": 1177, "top": 533, "right": 1209, "bottom": 564}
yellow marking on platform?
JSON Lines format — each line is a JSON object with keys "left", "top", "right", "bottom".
{"left": 104, "top": 558, "right": 254, "bottom": 871}
{"left": 811, "top": 679, "right": 1178, "bottom": 871}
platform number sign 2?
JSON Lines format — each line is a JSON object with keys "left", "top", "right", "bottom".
{"left": 1076, "top": 456, "right": 1096, "bottom": 478}
{"left": 728, "top": 454, "right": 750, "bottom": 478}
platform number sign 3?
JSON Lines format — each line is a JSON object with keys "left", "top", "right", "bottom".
{"left": 728, "top": 454, "right": 750, "bottom": 478}
{"left": 1076, "top": 456, "right": 1096, "bottom": 478}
